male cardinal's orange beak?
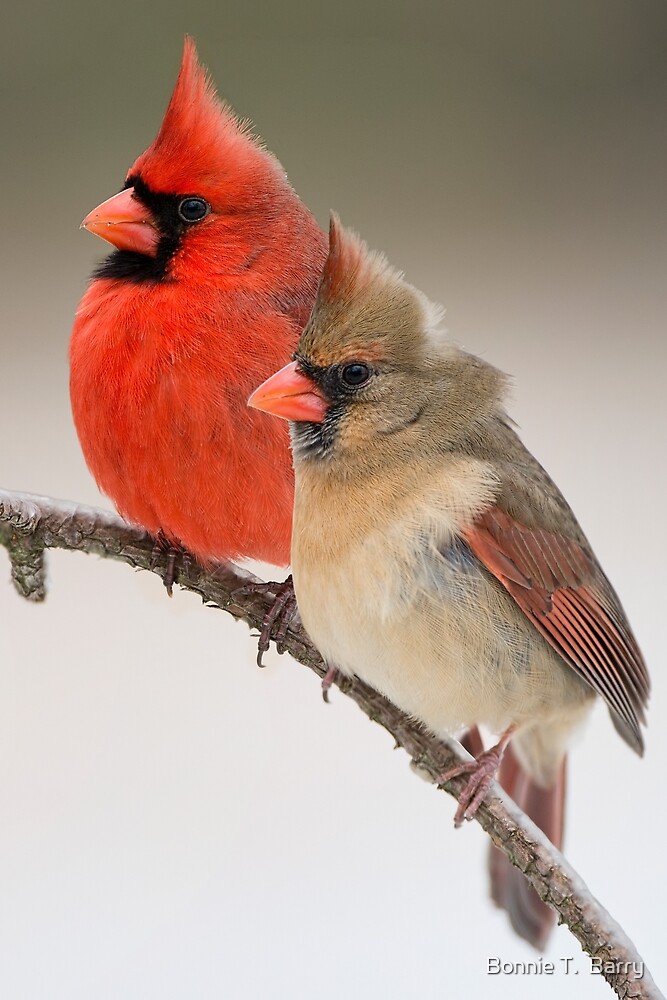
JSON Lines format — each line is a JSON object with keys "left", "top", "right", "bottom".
{"left": 81, "top": 188, "right": 159, "bottom": 255}
{"left": 248, "top": 361, "right": 328, "bottom": 423}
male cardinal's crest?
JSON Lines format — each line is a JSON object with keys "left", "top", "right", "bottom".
{"left": 131, "top": 38, "right": 277, "bottom": 199}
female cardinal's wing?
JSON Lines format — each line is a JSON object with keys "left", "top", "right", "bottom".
{"left": 463, "top": 505, "right": 649, "bottom": 753}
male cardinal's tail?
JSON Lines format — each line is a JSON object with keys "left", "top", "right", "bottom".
{"left": 489, "top": 742, "right": 565, "bottom": 950}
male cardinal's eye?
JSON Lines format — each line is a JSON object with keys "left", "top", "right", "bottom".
{"left": 178, "top": 197, "right": 210, "bottom": 223}
{"left": 341, "top": 363, "right": 371, "bottom": 387}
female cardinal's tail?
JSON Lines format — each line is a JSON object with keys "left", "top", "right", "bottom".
{"left": 459, "top": 727, "right": 564, "bottom": 950}
{"left": 489, "top": 741, "right": 566, "bottom": 950}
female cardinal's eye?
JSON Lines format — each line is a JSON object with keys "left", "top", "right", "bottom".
{"left": 341, "top": 363, "right": 371, "bottom": 387}
{"left": 178, "top": 197, "right": 210, "bottom": 223}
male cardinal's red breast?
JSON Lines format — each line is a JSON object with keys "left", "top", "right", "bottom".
{"left": 249, "top": 215, "right": 649, "bottom": 949}
{"left": 70, "top": 38, "right": 327, "bottom": 567}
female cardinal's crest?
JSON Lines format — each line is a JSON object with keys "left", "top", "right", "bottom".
{"left": 302, "top": 214, "right": 444, "bottom": 365}
{"left": 129, "top": 37, "right": 276, "bottom": 197}
{"left": 317, "top": 214, "right": 399, "bottom": 305}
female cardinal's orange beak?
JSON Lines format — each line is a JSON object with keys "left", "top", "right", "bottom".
{"left": 81, "top": 188, "right": 159, "bottom": 255}
{"left": 248, "top": 361, "right": 328, "bottom": 423}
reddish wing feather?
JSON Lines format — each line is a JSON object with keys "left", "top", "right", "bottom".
{"left": 464, "top": 508, "right": 648, "bottom": 754}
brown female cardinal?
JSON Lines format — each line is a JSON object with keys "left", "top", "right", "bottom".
{"left": 249, "top": 215, "right": 649, "bottom": 949}
{"left": 70, "top": 39, "right": 326, "bottom": 584}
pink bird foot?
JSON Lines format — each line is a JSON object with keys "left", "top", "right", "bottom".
{"left": 439, "top": 727, "right": 515, "bottom": 827}
{"left": 321, "top": 664, "right": 338, "bottom": 703}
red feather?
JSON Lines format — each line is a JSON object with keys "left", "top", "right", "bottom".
{"left": 464, "top": 507, "right": 648, "bottom": 753}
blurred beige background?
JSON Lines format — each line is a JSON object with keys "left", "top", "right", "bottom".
{"left": 1, "top": 2, "right": 666, "bottom": 998}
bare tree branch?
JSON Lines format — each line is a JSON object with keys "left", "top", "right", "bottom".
{"left": 0, "top": 487, "right": 662, "bottom": 1000}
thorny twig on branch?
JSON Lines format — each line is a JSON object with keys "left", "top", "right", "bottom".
{"left": 0, "top": 487, "right": 662, "bottom": 1000}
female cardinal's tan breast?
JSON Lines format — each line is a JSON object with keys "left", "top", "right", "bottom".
{"left": 70, "top": 276, "right": 296, "bottom": 566}
{"left": 292, "top": 455, "right": 592, "bottom": 743}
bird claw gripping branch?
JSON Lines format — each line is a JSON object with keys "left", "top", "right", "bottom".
{"left": 151, "top": 530, "right": 191, "bottom": 598}
{"left": 233, "top": 575, "right": 297, "bottom": 666}
{"left": 321, "top": 664, "right": 338, "bottom": 703}
{"left": 439, "top": 727, "right": 515, "bottom": 827}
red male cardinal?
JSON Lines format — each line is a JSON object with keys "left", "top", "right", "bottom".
{"left": 70, "top": 39, "right": 326, "bottom": 583}
{"left": 249, "top": 216, "right": 649, "bottom": 949}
